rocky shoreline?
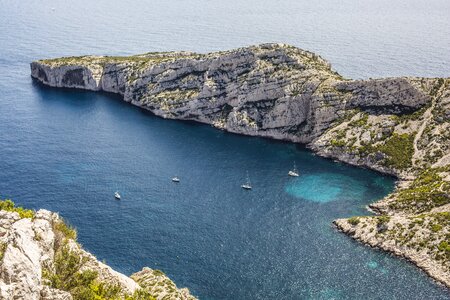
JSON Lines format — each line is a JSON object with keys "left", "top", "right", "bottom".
{"left": 333, "top": 214, "right": 450, "bottom": 287}
{"left": 30, "top": 44, "right": 450, "bottom": 289}
{"left": 0, "top": 200, "right": 196, "bottom": 300}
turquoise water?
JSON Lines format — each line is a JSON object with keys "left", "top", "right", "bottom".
{"left": 285, "top": 173, "right": 368, "bottom": 203}
{"left": 1, "top": 0, "right": 450, "bottom": 299}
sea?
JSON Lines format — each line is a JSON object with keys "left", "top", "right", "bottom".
{"left": 1, "top": 0, "right": 449, "bottom": 299}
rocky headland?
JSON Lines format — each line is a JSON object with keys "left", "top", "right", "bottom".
{"left": 30, "top": 44, "right": 449, "bottom": 288}
{"left": 0, "top": 200, "right": 196, "bottom": 300}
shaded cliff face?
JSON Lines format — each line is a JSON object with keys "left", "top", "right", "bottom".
{"left": 30, "top": 44, "right": 430, "bottom": 145}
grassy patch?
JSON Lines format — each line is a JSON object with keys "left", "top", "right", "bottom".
{"left": 348, "top": 217, "right": 360, "bottom": 226}
{"left": 377, "top": 215, "right": 390, "bottom": 226}
{"left": 153, "top": 269, "right": 165, "bottom": 277}
{"left": 125, "top": 290, "right": 156, "bottom": 300}
{"left": 54, "top": 219, "right": 77, "bottom": 240}
{"left": 349, "top": 113, "right": 368, "bottom": 128}
{"left": 38, "top": 52, "right": 203, "bottom": 68}
{"left": 431, "top": 224, "right": 443, "bottom": 232}
{"left": 375, "top": 133, "right": 415, "bottom": 170}
{"left": 390, "top": 167, "right": 450, "bottom": 212}
{"left": 0, "top": 199, "right": 34, "bottom": 218}
{"left": 330, "top": 139, "right": 346, "bottom": 147}
{"left": 43, "top": 244, "right": 123, "bottom": 300}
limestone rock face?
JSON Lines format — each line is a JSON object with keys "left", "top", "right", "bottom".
{"left": 0, "top": 209, "right": 195, "bottom": 299}
{"left": 131, "top": 267, "right": 196, "bottom": 300}
{"left": 31, "top": 44, "right": 433, "bottom": 145}
{"left": 335, "top": 78, "right": 431, "bottom": 114}
{"left": 73, "top": 239, "right": 140, "bottom": 294}
{"left": 0, "top": 210, "right": 55, "bottom": 300}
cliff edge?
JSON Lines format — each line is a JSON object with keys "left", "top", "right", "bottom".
{"left": 0, "top": 200, "right": 196, "bottom": 300}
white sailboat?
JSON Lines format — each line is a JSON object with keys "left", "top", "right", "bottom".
{"left": 114, "top": 191, "right": 121, "bottom": 199}
{"left": 288, "top": 162, "right": 299, "bottom": 177}
{"left": 172, "top": 176, "right": 180, "bottom": 183}
{"left": 241, "top": 171, "right": 252, "bottom": 190}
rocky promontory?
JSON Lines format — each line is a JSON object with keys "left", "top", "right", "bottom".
{"left": 0, "top": 200, "right": 196, "bottom": 300}
{"left": 31, "top": 44, "right": 449, "bottom": 288}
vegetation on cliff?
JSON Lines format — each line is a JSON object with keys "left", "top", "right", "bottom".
{"left": 388, "top": 166, "right": 450, "bottom": 213}
{"left": 0, "top": 199, "right": 34, "bottom": 218}
{"left": 327, "top": 78, "right": 450, "bottom": 285}
{"left": 0, "top": 199, "right": 195, "bottom": 300}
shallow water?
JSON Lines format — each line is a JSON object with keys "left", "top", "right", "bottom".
{"left": 1, "top": 0, "right": 450, "bottom": 299}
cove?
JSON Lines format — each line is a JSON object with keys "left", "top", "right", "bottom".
{"left": 1, "top": 0, "right": 450, "bottom": 298}
{"left": 1, "top": 84, "right": 449, "bottom": 299}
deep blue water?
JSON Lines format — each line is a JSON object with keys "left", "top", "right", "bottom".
{"left": 1, "top": 0, "right": 450, "bottom": 299}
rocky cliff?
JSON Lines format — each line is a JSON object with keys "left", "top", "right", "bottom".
{"left": 31, "top": 44, "right": 431, "bottom": 146}
{"left": 31, "top": 44, "right": 450, "bottom": 288}
{"left": 0, "top": 200, "right": 195, "bottom": 300}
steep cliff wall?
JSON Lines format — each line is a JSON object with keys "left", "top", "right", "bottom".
{"left": 31, "top": 44, "right": 431, "bottom": 147}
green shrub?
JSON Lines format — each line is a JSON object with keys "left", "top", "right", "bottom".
{"left": 152, "top": 269, "right": 165, "bottom": 277}
{"left": 348, "top": 217, "right": 360, "bottom": 226}
{"left": 0, "top": 199, "right": 34, "bottom": 218}
{"left": 375, "top": 133, "right": 415, "bottom": 170}
{"left": 125, "top": 290, "right": 156, "bottom": 300}
{"left": 377, "top": 215, "right": 390, "bottom": 226}
{"left": 438, "top": 241, "right": 450, "bottom": 253}
{"left": 54, "top": 219, "right": 77, "bottom": 240}
{"left": 349, "top": 113, "right": 368, "bottom": 127}
{"left": 44, "top": 244, "right": 125, "bottom": 300}
{"left": 330, "top": 139, "right": 346, "bottom": 147}
{"left": 431, "top": 224, "right": 443, "bottom": 232}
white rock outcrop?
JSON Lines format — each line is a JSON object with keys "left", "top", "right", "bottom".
{"left": 0, "top": 209, "right": 196, "bottom": 300}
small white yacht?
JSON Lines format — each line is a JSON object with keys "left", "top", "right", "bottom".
{"left": 114, "top": 192, "right": 121, "bottom": 199}
{"left": 241, "top": 171, "right": 252, "bottom": 190}
{"left": 288, "top": 162, "right": 299, "bottom": 177}
{"left": 172, "top": 176, "right": 180, "bottom": 183}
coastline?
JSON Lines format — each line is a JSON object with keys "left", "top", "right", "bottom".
{"left": 30, "top": 43, "right": 450, "bottom": 289}
{"left": 333, "top": 215, "right": 450, "bottom": 288}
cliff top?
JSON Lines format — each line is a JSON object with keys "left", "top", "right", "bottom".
{"left": 36, "top": 43, "right": 339, "bottom": 77}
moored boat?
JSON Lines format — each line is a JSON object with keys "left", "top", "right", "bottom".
{"left": 241, "top": 171, "right": 252, "bottom": 190}
{"left": 288, "top": 162, "right": 299, "bottom": 177}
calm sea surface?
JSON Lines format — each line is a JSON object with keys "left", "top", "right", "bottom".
{"left": 1, "top": 0, "right": 449, "bottom": 299}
